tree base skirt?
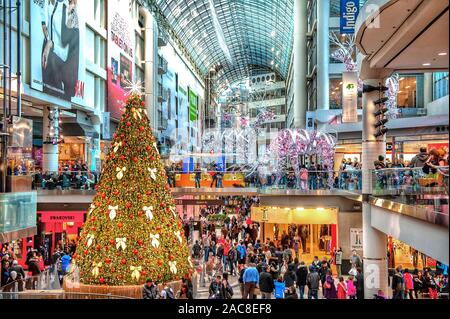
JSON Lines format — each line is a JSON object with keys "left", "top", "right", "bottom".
{"left": 63, "top": 280, "right": 182, "bottom": 299}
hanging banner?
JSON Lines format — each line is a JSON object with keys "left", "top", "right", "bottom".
{"left": 340, "top": 0, "right": 360, "bottom": 34}
{"left": 350, "top": 228, "right": 363, "bottom": 251}
{"left": 107, "top": 0, "right": 135, "bottom": 120}
{"left": 102, "top": 112, "right": 111, "bottom": 140}
{"left": 30, "top": 0, "right": 87, "bottom": 105}
{"left": 306, "top": 111, "right": 315, "bottom": 132}
{"left": 188, "top": 88, "right": 198, "bottom": 121}
{"left": 342, "top": 71, "right": 359, "bottom": 123}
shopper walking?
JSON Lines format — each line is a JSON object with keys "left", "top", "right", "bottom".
{"left": 347, "top": 275, "right": 356, "bottom": 299}
{"left": 337, "top": 276, "right": 347, "bottom": 299}
{"left": 392, "top": 266, "right": 405, "bottom": 299}
{"left": 242, "top": 263, "right": 259, "bottom": 299}
{"left": 143, "top": 279, "right": 160, "bottom": 299}
{"left": 404, "top": 268, "right": 414, "bottom": 299}
{"left": 296, "top": 261, "right": 308, "bottom": 299}
{"left": 306, "top": 265, "right": 320, "bottom": 299}
{"left": 259, "top": 265, "right": 275, "bottom": 299}
{"left": 324, "top": 270, "right": 337, "bottom": 299}
{"left": 355, "top": 268, "right": 364, "bottom": 299}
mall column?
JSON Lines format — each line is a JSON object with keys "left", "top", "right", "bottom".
{"left": 140, "top": 7, "right": 157, "bottom": 130}
{"left": 42, "top": 106, "right": 59, "bottom": 172}
{"left": 316, "top": 0, "right": 329, "bottom": 111}
{"left": 293, "top": 0, "right": 307, "bottom": 128}
{"left": 361, "top": 66, "right": 389, "bottom": 298}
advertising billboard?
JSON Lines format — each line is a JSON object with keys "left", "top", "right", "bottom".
{"left": 107, "top": 0, "right": 135, "bottom": 120}
{"left": 342, "top": 71, "right": 359, "bottom": 123}
{"left": 188, "top": 88, "right": 198, "bottom": 122}
{"left": 30, "top": 0, "right": 87, "bottom": 105}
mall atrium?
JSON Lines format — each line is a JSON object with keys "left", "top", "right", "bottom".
{"left": 0, "top": 0, "right": 448, "bottom": 300}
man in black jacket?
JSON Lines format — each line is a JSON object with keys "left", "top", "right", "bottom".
{"left": 259, "top": 266, "right": 274, "bottom": 299}
{"left": 296, "top": 261, "right": 308, "bottom": 299}
{"left": 143, "top": 279, "right": 160, "bottom": 299}
{"left": 209, "top": 275, "right": 224, "bottom": 299}
{"left": 284, "top": 263, "right": 297, "bottom": 288}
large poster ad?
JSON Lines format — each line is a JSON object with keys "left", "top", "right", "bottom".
{"left": 107, "top": 0, "right": 135, "bottom": 120}
{"left": 30, "top": 0, "right": 86, "bottom": 105}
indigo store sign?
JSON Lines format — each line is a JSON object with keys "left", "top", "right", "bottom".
{"left": 340, "top": 0, "right": 360, "bottom": 34}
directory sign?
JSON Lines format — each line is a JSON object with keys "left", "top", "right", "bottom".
{"left": 340, "top": 0, "right": 360, "bottom": 34}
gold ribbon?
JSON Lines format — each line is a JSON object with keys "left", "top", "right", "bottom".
{"left": 169, "top": 206, "right": 177, "bottom": 218}
{"left": 130, "top": 266, "right": 142, "bottom": 281}
{"left": 116, "top": 167, "right": 127, "bottom": 180}
{"left": 150, "top": 234, "right": 160, "bottom": 249}
{"left": 132, "top": 107, "right": 143, "bottom": 120}
{"left": 92, "top": 262, "right": 102, "bottom": 278}
{"left": 143, "top": 205, "right": 153, "bottom": 220}
{"left": 116, "top": 237, "right": 127, "bottom": 250}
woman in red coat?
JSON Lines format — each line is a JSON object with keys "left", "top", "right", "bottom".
{"left": 337, "top": 276, "right": 347, "bottom": 299}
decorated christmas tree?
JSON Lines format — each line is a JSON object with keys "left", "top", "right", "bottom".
{"left": 73, "top": 93, "right": 192, "bottom": 286}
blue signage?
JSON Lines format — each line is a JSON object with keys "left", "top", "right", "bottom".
{"left": 340, "top": 0, "right": 360, "bottom": 34}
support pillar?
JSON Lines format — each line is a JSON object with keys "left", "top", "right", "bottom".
{"left": 42, "top": 106, "right": 59, "bottom": 172}
{"left": 141, "top": 8, "right": 157, "bottom": 129}
{"left": 361, "top": 77, "right": 388, "bottom": 298}
{"left": 293, "top": 0, "right": 307, "bottom": 128}
{"left": 424, "top": 72, "right": 433, "bottom": 107}
{"left": 317, "top": 0, "right": 330, "bottom": 110}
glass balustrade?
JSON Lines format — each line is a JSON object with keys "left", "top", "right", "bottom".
{"left": 0, "top": 191, "right": 37, "bottom": 234}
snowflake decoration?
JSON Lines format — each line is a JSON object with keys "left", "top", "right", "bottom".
{"left": 123, "top": 79, "right": 144, "bottom": 97}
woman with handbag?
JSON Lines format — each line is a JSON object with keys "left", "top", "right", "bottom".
{"left": 323, "top": 270, "right": 337, "bottom": 299}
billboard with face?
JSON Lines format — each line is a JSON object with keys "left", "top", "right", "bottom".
{"left": 30, "top": 0, "right": 86, "bottom": 105}
{"left": 107, "top": 0, "right": 135, "bottom": 120}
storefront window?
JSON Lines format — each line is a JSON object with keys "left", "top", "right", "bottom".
{"left": 433, "top": 72, "right": 449, "bottom": 100}
{"left": 329, "top": 78, "right": 342, "bottom": 109}
{"left": 397, "top": 74, "right": 424, "bottom": 108}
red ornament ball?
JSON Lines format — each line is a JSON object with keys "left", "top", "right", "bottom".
{"left": 109, "top": 239, "right": 115, "bottom": 245}
{"left": 121, "top": 259, "right": 127, "bottom": 265}
{"left": 95, "top": 244, "right": 101, "bottom": 250}
{"left": 132, "top": 249, "right": 139, "bottom": 255}
{"left": 84, "top": 250, "right": 89, "bottom": 255}
{"left": 126, "top": 202, "right": 131, "bottom": 209}
{"left": 99, "top": 277, "right": 105, "bottom": 284}
{"left": 120, "top": 155, "right": 125, "bottom": 161}
{"left": 133, "top": 157, "right": 138, "bottom": 163}
{"left": 126, "top": 121, "right": 131, "bottom": 127}
{"left": 111, "top": 267, "right": 116, "bottom": 273}
{"left": 137, "top": 240, "right": 144, "bottom": 245}
{"left": 139, "top": 126, "right": 145, "bottom": 132}
{"left": 117, "top": 222, "right": 123, "bottom": 228}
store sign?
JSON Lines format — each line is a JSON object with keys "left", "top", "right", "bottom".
{"left": 306, "top": 111, "right": 315, "bottom": 132}
{"left": 342, "top": 71, "right": 358, "bottom": 123}
{"left": 107, "top": 0, "right": 135, "bottom": 119}
{"left": 262, "top": 208, "right": 269, "bottom": 222}
{"left": 175, "top": 199, "right": 225, "bottom": 206}
{"left": 340, "top": 0, "right": 360, "bottom": 34}
{"left": 40, "top": 211, "right": 85, "bottom": 223}
{"left": 350, "top": 228, "right": 363, "bottom": 251}
{"left": 30, "top": 0, "right": 87, "bottom": 105}
{"left": 188, "top": 88, "right": 198, "bottom": 121}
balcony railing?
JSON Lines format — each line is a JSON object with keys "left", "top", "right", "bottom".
{"left": 0, "top": 191, "right": 37, "bottom": 237}
{"left": 157, "top": 85, "right": 169, "bottom": 102}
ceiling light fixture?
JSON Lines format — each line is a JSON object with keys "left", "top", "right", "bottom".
{"left": 296, "top": 207, "right": 304, "bottom": 211}
{"left": 271, "top": 47, "right": 275, "bottom": 52}
{"left": 270, "top": 30, "right": 276, "bottom": 37}
{"left": 423, "top": 63, "right": 431, "bottom": 66}
{"left": 207, "top": 0, "right": 232, "bottom": 63}
{"left": 316, "top": 207, "right": 325, "bottom": 211}
{"left": 438, "top": 52, "right": 447, "bottom": 56}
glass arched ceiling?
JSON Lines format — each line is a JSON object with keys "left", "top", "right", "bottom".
{"left": 154, "top": 0, "right": 294, "bottom": 86}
